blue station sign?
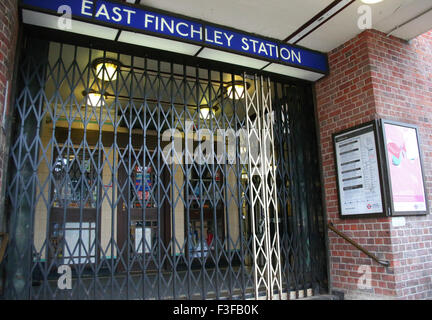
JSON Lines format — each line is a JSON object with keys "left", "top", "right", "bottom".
{"left": 20, "top": 0, "right": 329, "bottom": 74}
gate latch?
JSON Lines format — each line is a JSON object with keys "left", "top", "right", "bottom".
{"left": 0, "top": 232, "right": 8, "bottom": 264}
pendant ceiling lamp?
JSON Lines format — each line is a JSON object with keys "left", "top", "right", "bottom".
{"left": 92, "top": 58, "right": 122, "bottom": 81}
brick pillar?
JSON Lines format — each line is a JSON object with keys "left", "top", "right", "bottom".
{"left": 0, "top": 0, "right": 19, "bottom": 220}
{"left": 315, "top": 29, "right": 432, "bottom": 299}
{"left": 0, "top": 0, "right": 19, "bottom": 296}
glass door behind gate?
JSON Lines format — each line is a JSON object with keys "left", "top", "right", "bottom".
{"left": 49, "top": 150, "right": 100, "bottom": 265}
{"left": 117, "top": 161, "right": 167, "bottom": 272}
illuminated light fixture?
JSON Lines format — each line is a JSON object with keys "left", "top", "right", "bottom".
{"left": 92, "top": 58, "right": 122, "bottom": 81}
{"left": 225, "top": 81, "right": 250, "bottom": 100}
{"left": 241, "top": 168, "right": 248, "bottom": 180}
{"left": 360, "top": 0, "right": 383, "bottom": 4}
{"left": 197, "top": 80, "right": 249, "bottom": 118}
{"left": 199, "top": 105, "right": 219, "bottom": 120}
{"left": 82, "top": 90, "right": 106, "bottom": 107}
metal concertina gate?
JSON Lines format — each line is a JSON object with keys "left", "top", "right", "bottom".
{"left": 1, "top": 35, "right": 327, "bottom": 300}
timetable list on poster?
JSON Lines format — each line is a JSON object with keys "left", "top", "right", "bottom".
{"left": 335, "top": 129, "right": 383, "bottom": 215}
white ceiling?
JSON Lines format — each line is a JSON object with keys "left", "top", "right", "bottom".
{"left": 131, "top": 0, "right": 432, "bottom": 53}
{"left": 131, "top": 0, "right": 334, "bottom": 41}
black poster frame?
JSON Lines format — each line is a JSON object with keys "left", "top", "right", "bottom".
{"left": 333, "top": 120, "right": 388, "bottom": 219}
{"left": 379, "top": 119, "right": 429, "bottom": 217}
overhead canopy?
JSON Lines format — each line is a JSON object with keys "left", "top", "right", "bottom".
{"left": 128, "top": 0, "right": 432, "bottom": 51}
{"left": 19, "top": 0, "right": 432, "bottom": 82}
{"left": 20, "top": 0, "right": 329, "bottom": 82}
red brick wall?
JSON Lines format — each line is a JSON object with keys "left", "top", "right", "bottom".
{"left": 315, "top": 29, "right": 432, "bottom": 299}
{"left": 0, "top": 0, "right": 18, "bottom": 126}
{"left": 0, "top": 0, "right": 19, "bottom": 225}
{"left": 369, "top": 30, "right": 432, "bottom": 299}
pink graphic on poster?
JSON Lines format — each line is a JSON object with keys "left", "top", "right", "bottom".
{"left": 384, "top": 123, "right": 426, "bottom": 212}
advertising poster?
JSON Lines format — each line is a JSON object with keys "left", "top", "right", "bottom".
{"left": 334, "top": 123, "right": 384, "bottom": 217}
{"left": 134, "top": 165, "right": 153, "bottom": 205}
{"left": 383, "top": 122, "right": 427, "bottom": 213}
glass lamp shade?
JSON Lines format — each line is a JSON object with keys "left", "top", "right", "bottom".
{"left": 226, "top": 84, "right": 246, "bottom": 100}
{"left": 199, "top": 107, "right": 212, "bottom": 120}
{"left": 94, "top": 60, "right": 120, "bottom": 81}
{"left": 95, "top": 62, "right": 118, "bottom": 81}
{"left": 86, "top": 92, "right": 105, "bottom": 107}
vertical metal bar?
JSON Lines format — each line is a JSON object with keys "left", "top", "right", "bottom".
{"left": 208, "top": 69, "right": 219, "bottom": 299}
{"left": 62, "top": 43, "right": 74, "bottom": 298}
{"left": 140, "top": 56, "right": 148, "bottom": 300}
{"left": 43, "top": 42, "right": 63, "bottom": 299}
{"left": 28, "top": 42, "right": 47, "bottom": 300}
{"left": 245, "top": 74, "right": 259, "bottom": 299}
{"left": 302, "top": 89, "right": 318, "bottom": 291}
{"left": 257, "top": 76, "right": 271, "bottom": 299}
{"left": 290, "top": 88, "right": 307, "bottom": 293}
{"left": 224, "top": 75, "right": 235, "bottom": 299}
{"left": 235, "top": 74, "right": 247, "bottom": 299}
{"left": 110, "top": 50, "right": 121, "bottom": 300}
{"left": 126, "top": 58, "right": 134, "bottom": 300}
{"left": 15, "top": 53, "right": 33, "bottom": 299}
{"left": 183, "top": 64, "right": 192, "bottom": 300}
{"left": 156, "top": 60, "right": 162, "bottom": 300}
{"left": 195, "top": 67, "right": 205, "bottom": 300}
{"left": 130, "top": 54, "right": 137, "bottom": 299}
{"left": 281, "top": 99, "right": 293, "bottom": 293}
{"left": 76, "top": 44, "right": 92, "bottom": 299}
{"left": 277, "top": 89, "right": 290, "bottom": 294}
{"left": 44, "top": 53, "right": 57, "bottom": 300}
{"left": 169, "top": 61, "right": 177, "bottom": 300}
{"left": 93, "top": 49, "right": 107, "bottom": 300}
{"left": 285, "top": 86, "right": 301, "bottom": 293}
{"left": 141, "top": 55, "right": 147, "bottom": 301}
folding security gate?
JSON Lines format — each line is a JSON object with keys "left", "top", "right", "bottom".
{"left": 244, "top": 76, "right": 282, "bottom": 299}
{"left": 1, "top": 34, "right": 328, "bottom": 300}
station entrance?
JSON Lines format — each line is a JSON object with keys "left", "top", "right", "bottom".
{"left": 3, "top": 33, "right": 327, "bottom": 300}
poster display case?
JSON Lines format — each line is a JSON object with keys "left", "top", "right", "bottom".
{"left": 333, "top": 121, "right": 386, "bottom": 218}
{"left": 380, "top": 120, "right": 428, "bottom": 216}
{"left": 333, "top": 119, "right": 429, "bottom": 218}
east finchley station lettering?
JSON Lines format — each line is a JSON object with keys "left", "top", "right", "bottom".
{"left": 81, "top": 0, "right": 136, "bottom": 24}
{"left": 79, "top": 0, "right": 302, "bottom": 64}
